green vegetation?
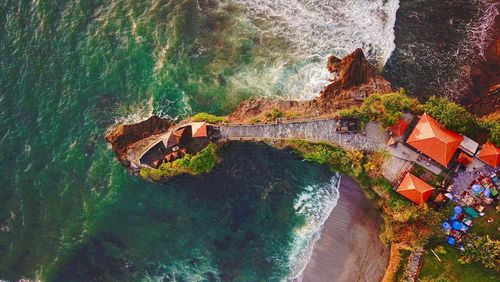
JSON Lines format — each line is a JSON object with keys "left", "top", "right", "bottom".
{"left": 423, "top": 96, "right": 480, "bottom": 136}
{"left": 459, "top": 234, "right": 500, "bottom": 270}
{"left": 340, "top": 91, "right": 500, "bottom": 145}
{"left": 480, "top": 112, "right": 500, "bottom": 147}
{"left": 364, "top": 150, "right": 389, "bottom": 179}
{"left": 265, "top": 108, "right": 284, "bottom": 121}
{"left": 281, "top": 140, "right": 362, "bottom": 176}
{"left": 192, "top": 112, "right": 227, "bottom": 124}
{"left": 140, "top": 144, "right": 218, "bottom": 181}
{"left": 394, "top": 250, "right": 411, "bottom": 282}
{"left": 277, "top": 139, "right": 443, "bottom": 250}
{"left": 420, "top": 242, "right": 499, "bottom": 282}
{"left": 339, "top": 90, "right": 422, "bottom": 128}
{"left": 422, "top": 96, "right": 500, "bottom": 146}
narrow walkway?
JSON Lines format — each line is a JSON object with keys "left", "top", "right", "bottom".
{"left": 220, "top": 119, "right": 384, "bottom": 152}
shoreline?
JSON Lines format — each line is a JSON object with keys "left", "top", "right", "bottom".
{"left": 300, "top": 176, "right": 389, "bottom": 282}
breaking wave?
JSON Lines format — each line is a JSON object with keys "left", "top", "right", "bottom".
{"left": 228, "top": 0, "right": 400, "bottom": 100}
{"left": 288, "top": 174, "right": 341, "bottom": 280}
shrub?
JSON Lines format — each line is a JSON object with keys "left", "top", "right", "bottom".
{"left": 341, "top": 90, "right": 422, "bottom": 128}
{"left": 265, "top": 108, "right": 284, "bottom": 121}
{"left": 480, "top": 112, "right": 500, "bottom": 146}
{"left": 140, "top": 144, "right": 218, "bottom": 180}
{"left": 284, "top": 140, "right": 353, "bottom": 174}
{"left": 193, "top": 112, "right": 226, "bottom": 124}
{"left": 187, "top": 143, "right": 217, "bottom": 174}
{"left": 364, "top": 150, "right": 389, "bottom": 178}
{"left": 459, "top": 234, "right": 500, "bottom": 270}
{"left": 423, "top": 96, "right": 480, "bottom": 136}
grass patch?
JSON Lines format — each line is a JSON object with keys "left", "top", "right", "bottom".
{"left": 420, "top": 243, "right": 498, "bottom": 282}
{"left": 470, "top": 207, "right": 500, "bottom": 240}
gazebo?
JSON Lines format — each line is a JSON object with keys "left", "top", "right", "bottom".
{"left": 477, "top": 142, "right": 500, "bottom": 168}
{"left": 406, "top": 113, "right": 463, "bottom": 167}
{"left": 396, "top": 172, "right": 435, "bottom": 205}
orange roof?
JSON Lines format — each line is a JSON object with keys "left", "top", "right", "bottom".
{"left": 478, "top": 142, "right": 500, "bottom": 168}
{"left": 191, "top": 122, "right": 208, "bottom": 138}
{"left": 387, "top": 137, "right": 396, "bottom": 146}
{"left": 406, "top": 113, "right": 463, "bottom": 167}
{"left": 396, "top": 173, "right": 435, "bottom": 205}
{"left": 389, "top": 118, "right": 409, "bottom": 136}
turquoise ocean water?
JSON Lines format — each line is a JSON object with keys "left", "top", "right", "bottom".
{"left": 0, "top": 0, "right": 491, "bottom": 280}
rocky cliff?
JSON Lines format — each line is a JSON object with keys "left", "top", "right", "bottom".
{"left": 105, "top": 116, "right": 174, "bottom": 166}
{"left": 228, "top": 48, "right": 393, "bottom": 122}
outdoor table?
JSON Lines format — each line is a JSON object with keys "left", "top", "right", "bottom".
{"left": 462, "top": 217, "right": 473, "bottom": 226}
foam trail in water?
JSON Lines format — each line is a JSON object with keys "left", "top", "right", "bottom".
{"left": 288, "top": 173, "right": 342, "bottom": 280}
{"left": 229, "top": 0, "right": 399, "bottom": 100}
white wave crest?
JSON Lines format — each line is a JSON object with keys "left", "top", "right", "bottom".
{"left": 228, "top": 0, "right": 400, "bottom": 100}
{"left": 287, "top": 173, "right": 342, "bottom": 280}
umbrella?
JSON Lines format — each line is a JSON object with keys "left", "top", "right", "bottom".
{"left": 484, "top": 188, "right": 491, "bottom": 198}
{"left": 447, "top": 236, "right": 456, "bottom": 246}
{"left": 453, "top": 206, "right": 462, "bottom": 214}
{"left": 442, "top": 221, "right": 452, "bottom": 230}
{"left": 452, "top": 221, "right": 463, "bottom": 230}
{"left": 472, "top": 184, "right": 483, "bottom": 194}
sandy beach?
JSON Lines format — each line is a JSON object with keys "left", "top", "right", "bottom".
{"left": 301, "top": 176, "right": 389, "bottom": 282}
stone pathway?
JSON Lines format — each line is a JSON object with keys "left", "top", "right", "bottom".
{"left": 386, "top": 143, "right": 443, "bottom": 175}
{"left": 220, "top": 119, "right": 384, "bottom": 152}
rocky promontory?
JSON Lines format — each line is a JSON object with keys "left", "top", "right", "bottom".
{"left": 228, "top": 48, "right": 393, "bottom": 123}
{"left": 105, "top": 49, "right": 394, "bottom": 169}
{"left": 105, "top": 116, "right": 174, "bottom": 167}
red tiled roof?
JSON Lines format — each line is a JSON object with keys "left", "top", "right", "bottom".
{"left": 478, "top": 142, "right": 500, "bottom": 168}
{"left": 407, "top": 113, "right": 463, "bottom": 167}
{"left": 388, "top": 118, "right": 409, "bottom": 137}
{"left": 396, "top": 173, "right": 435, "bottom": 205}
{"left": 191, "top": 122, "right": 208, "bottom": 138}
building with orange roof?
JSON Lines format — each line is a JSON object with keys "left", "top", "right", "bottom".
{"left": 396, "top": 172, "right": 435, "bottom": 205}
{"left": 388, "top": 118, "right": 409, "bottom": 137}
{"left": 477, "top": 142, "right": 500, "bottom": 168}
{"left": 406, "top": 113, "right": 463, "bottom": 167}
{"left": 191, "top": 122, "right": 208, "bottom": 138}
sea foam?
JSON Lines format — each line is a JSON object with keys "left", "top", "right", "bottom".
{"left": 288, "top": 173, "right": 342, "bottom": 280}
{"left": 229, "top": 0, "right": 400, "bottom": 100}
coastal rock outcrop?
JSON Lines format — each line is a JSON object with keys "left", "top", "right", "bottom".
{"left": 317, "top": 48, "right": 393, "bottom": 112}
{"left": 105, "top": 116, "right": 174, "bottom": 166}
{"left": 228, "top": 48, "right": 393, "bottom": 122}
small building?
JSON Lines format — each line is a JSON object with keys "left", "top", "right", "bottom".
{"left": 137, "top": 122, "right": 212, "bottom": 168}
{"left": 477, "top": 142, "right": 500, "bottom": 168}
{"left": 396, "top": 172, "right": 436, "bottom": 205}
{"left": 388, "top": 118, "right": 409, "bottom": 137}
{"left": 406, "top": 113, "right": 463, "bottom": 167}
{"left": 459, "top": 135, "right": 479, "bottom": 156}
